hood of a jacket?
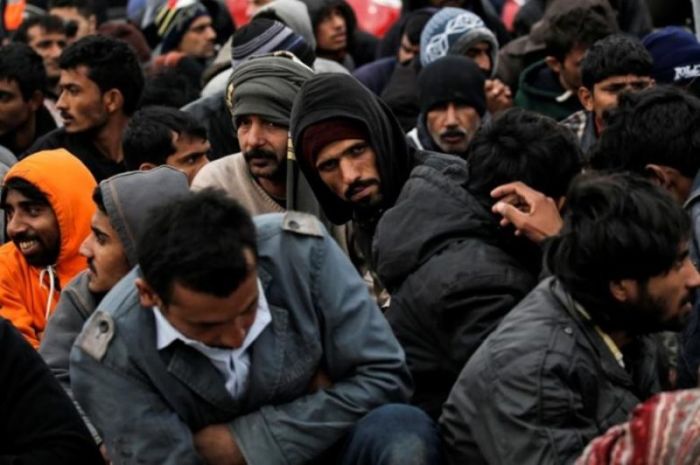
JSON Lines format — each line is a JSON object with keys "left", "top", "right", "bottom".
{"left": 4, "top": 149, "right": 96, "bottom": 278}
{"left": 517, "top": 58, "right": 568, "bottom": 99}
{"left": 302, "top": 0, "right": 356, "bottom": 38}
{"left": 374, "top": 160, "right": 542, "bottom": 290}
{"left": 290, "top": 73, "right": 415, "bottom": 224}
{"left": 255, "top": 0, "right": 317, "bottom": 49}
{"left": 98, "top": 166, "right": 190, "bottom": 268}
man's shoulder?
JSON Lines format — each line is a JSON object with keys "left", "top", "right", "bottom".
{"left": 191, "top": 153, "right": 246, "bottom": 190}
{"left": 255, "top": 212, "right": 326, "bottom": 242}
{"left": 22, "top": 128, "right": 68, "bottom": 157}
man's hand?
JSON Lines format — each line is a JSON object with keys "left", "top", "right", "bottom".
{"left": 484, "top": 79, "right": 513, "bottom": 115}
{"left": 194, "top": 424, "right": 246, "bottom": 465}
{"left": 491, "top": 182, "right": 563, "bottom": 243}
{"left": 307, "top": 368, "right": 333, "bottom": 392}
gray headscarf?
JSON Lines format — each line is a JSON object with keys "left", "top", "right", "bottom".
{"left": 227, "top": 52, "right": 314, "bottom": 128}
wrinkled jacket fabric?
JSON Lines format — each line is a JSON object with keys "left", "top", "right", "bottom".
{"left": 0, "top": 149, "right": 96, "bottom": 347}
{"left": 374, "top": 160, "right": 538, "bottom": 418}
{"left": 70, "top": 212, "right": 412, "bottom": 465}
{"left": 440, "top": 278, "right": 662, "bottom": 465}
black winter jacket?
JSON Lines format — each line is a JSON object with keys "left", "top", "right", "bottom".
{"left": 373, "top": 160, "right": 539, "bottom": 419}
{"left": 440, "top": 278, "right": 662, "bottom": 465}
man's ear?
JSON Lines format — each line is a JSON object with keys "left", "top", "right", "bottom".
{"left": 139, "top": 162, "right": 157, "bottom": 172}
{"left": 545, "top": 56, "right": 561, "bottom": 75}
{"left": 88, "top": 14, "right": 97, "bottom": 33}
{"left": 135, "top": 277, "right": 162, "bottom": 309}
{"left": 609, "top": 279, "right": 638, "bottom": 303}
{"left": 645, "top": 164, "right": 673, "bottom": 190}
{"left": 102, "top": 89, "right": 124, "bottom": 114}
{"left": 578, "top": 86, "right": 593, "bottom": 111}
{"left": 28, "top": 90, "right": 44, "bottom": 112}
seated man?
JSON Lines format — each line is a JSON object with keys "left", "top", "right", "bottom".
{"left": 561, "top": 34, "right": 653, "bottom": 155}
{"left": 515, "top": 4, "right": 615, "bottom": 121}
{"left": 123, "top": 106, "right": 210, "bottom": 185}
{"left": 0, "top": 316, "right": 103, "bottom": 464}
{"left": 0, "top": 43, "right": 59, "bottom": 156}
{"left": 375, "top": 108, "right": 581, "bottom": 419}
{"left": 40, "top": 167, "right": 190, "bottom": 414}
{"left": 441, "top": 172, "right": 699, "bottom": 464}
{"left": 70, "top": 189, "right": 443, "bottom": 465}
{"left": 408, "top": 55, "right": 486, "bottom": 158}
{"left": 0, "top": 149, "right": 95, "bottom": 347}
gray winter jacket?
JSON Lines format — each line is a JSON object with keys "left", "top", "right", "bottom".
{"left": 440, "top": 277, "right": 662, "bottom": 465}
{"left": 39, "top": 167, "right": 190, "bottom": 398}
{"left": 70, "top": 212, "right": 412, "bottom": 465}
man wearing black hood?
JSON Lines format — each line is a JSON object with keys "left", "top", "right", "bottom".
{"left": 373, "top": 108, "right": 581, "bottom": 419}
{"left": 408, "top": 55, "right": 486, "bottom": 158}
{"left": 301, "top": 0, "right": 377, "bottom": 70}
{"left": 290, "top": 73, "right": 458, "bottom": 270}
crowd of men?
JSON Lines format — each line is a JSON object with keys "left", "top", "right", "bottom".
{"left": 2, "top": 0, "right": 700, "bottom": 464}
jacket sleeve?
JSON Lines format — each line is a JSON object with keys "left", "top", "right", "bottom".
{"left": 0, "top": 267, "right": 41, "bottom": 348}
{"left": 230, "top": 231, "right": 413, "bottom": 465}
{"left": 70, "top": 319, "right": 204, "bottom": 465}
{"left": 441, "top": 344, "right": 590, "bottom": 465}
{"left": 0, "top": 317, "right": 103, "bottom": 465}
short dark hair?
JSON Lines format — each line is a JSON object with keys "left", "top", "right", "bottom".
{"left": 123, "top": 106, "right": 207, "bottom": 170}
{"left": 59, "top": 35, "right": 144, "bottom": 115}
{"left": 92, "top": 185, "right": 105, "bottom": 213}
{"left": 48, "top": 0, "right": 95, "bottom": 18}
{"left": 1, "top": 177, "right": 50, "bottom": 207}
{"left": 466, "top": 108, "right": 582, "bottom": 200}
{"left": 13, "top": 14, "right": 67, "bottom": 43}
{"left": 0, "top": 43, "right": 47, "bottom": 100}
{"left": 140, "top": 69, "right": 200, "bottom": 109}
{"left": 546, "top": 172, "right": 690, "bottom": 331}
{"left": 590, "top": 86, "right": 700, "bottom": 179}
{"left": 544, "top": 5, "right": 616, "bottom": 62}
{"left": 137, "top": 189, "right": 257, "bottom": 306}
{"left": 581, "top": 34, "right": 653, "bottom": 90}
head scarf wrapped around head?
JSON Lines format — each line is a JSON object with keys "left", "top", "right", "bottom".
{"left": 226, "top": 52, "right": 314, "bottom": 129}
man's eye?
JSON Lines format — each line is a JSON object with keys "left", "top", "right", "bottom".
{"left": 349, "top": 145, "right": 367, "bottom": 156}
{"left": 318, "top": 160, "right": 338, "bottom": 172}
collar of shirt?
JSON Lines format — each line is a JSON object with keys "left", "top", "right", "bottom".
{"left": 152, "top": 279, "right": 272, "bottom": 357}
{"left": 573, "top": 302, "right": 625, "bottom": 369}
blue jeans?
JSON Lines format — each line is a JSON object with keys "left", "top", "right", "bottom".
{"left": 332, "top": 404, "right": 445, "bottom": 465}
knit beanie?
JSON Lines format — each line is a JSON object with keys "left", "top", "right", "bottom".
{"left": 300, "top": 118, "right": 368, "bottom": 166}
{"left": 643, "top": 27, "right": 700, "bottom": 85}
{"left": 155, "top": 0, "right": 209, "bottom": 54}
{"left": 420, "top": 7, "right": 498, "bottom": 75}
{"left": 417, "top": 55, "right": 486, "bottom": 116}
{"left": 231, "top": 18, "right": 315, "bottom": 70}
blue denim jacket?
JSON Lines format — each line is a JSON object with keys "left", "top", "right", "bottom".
{"left": 70, "top": 212, "right": 412, "bottom": 465}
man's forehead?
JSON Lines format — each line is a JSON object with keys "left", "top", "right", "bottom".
{"left": 317, "top": 138, "right": 369, "bottom": 159}
{"left": 59, "top": 65, "right": 92, "bottom": 83}
{"left": 0, "top": 78, "right": 21, "bottom": 93}
{"left": 596, "top": 74, "right": 653, "bottom": 86}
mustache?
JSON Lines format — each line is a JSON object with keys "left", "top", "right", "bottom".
{"left": 243, "top": 148, "right": 278, "bottom": 162}
{"left": 12, "top": 232, "right": 39, "bottom": 243}
{"left": 440, "top": 128, "right": 468, "bottom": 139}
{"left": 344, "top": 179, "right": 379, "bottom": 200}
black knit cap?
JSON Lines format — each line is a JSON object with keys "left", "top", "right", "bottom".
{"left": 417, "top": 55, "right": 486, "bottom": 116}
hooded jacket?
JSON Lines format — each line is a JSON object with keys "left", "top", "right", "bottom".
{"left": 514, "top": 59, "right": 583, "bottom": 121}
{"left": 40, "top": 167, "right": 190, "bottom": 396}
{"left": 373, "top": 159, "right": 540, "bottom": 419}
{"left": 291, "top": 73, "right": 457, "bottom": 266}
{"left": 0, "top": 149, "right": 96, "bottom": 348}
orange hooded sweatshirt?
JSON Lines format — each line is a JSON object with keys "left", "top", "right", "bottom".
{"left": 0, "top": 149, "right": 96, "bottom": 348}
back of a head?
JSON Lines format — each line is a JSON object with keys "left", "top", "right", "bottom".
{"left": 581, "top": 34, "right": 653, "bottom": 90}
{"left": 123, "top": 105, "right": 207, "bottom": 170}
{"left": 0, "top": 43, "right": 47, "bottom": 100}
{"left": 59, "top": 35, "right": 144, "bottom": 115}
{"left": 231, "top": 18, "right": 315, "bottom": 70}
{"left": 544, "top": 4, "right": 617, "bottom": 62}
{"left": 137, "top": 189, "right": 257, "bottom": 306}
{"left": 643, "top": 26, "right": 700, "bottom": 96}
{"left": 546, "top": 172, "right": 690, "bottom": 330}
{"left": 466, "top": 108, "right": 582, "bottom": 200}
{"left": 590, "top": 86, "right": 700, "bottom": 179}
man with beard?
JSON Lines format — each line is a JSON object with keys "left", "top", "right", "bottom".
{"left": 374, "top": 109, "right": 581, "bottom": 419}
{"left": 441, "top": 173, "right": 700, "bottom": 465}
{"left": 291, "top": 72, "right": 458, "bottom": 272}
{"left": 407, "top": 55, "right": 486, "bottom": 158}
{"left": 23, "top": 35, "right": 144, "bottom": 182}
{"left": 0, "top": 149, "right": 96, "bottom": 348}
{"left": 192, "top": 53, "right": 313, "bottom": 215}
